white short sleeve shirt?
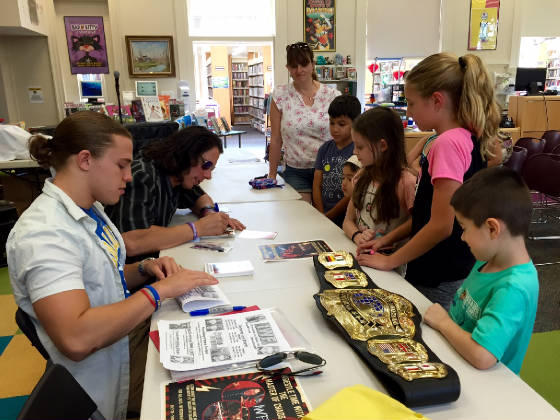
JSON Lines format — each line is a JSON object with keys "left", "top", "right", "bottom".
{"left": 7, "top": 179, "right": 130, "bottom": 419}
{"left": 271, "top": 82, "right": 340, "bottom": 169}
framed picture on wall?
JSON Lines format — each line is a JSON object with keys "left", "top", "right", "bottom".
{"left": 304, "top": 0, "right": 336, "bottom": 52}
{"left": 467, "top": 0, "right": 500, "bottom": 50}
{"left": 125, "top": 36, "right": 176, "bottom": 78}
{"left": 64, "top": 16, "right": 109, "bottom": 74}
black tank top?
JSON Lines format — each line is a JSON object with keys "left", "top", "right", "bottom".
{"left": 405, "top": 134, "right": 486, "bottom": 288}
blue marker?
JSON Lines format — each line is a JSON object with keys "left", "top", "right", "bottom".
{"left": 190, "top": 305, "right": 246, "bottom": 317}
{"left": 214, "top": 202, "right": 220, "bottom": 212}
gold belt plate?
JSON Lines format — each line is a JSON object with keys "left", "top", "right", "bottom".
{"left": 324, "top": 269, "right": 368, "bottom": 288}
{"left": 387, "top": 362, "right": 448, "bottom": 381}
{"left": 317, "top": 251, "right": 354, "bottom": 269}
{"left": 367, "top": 337, "right": 428, "bottom": 364}
{"left": 319, "top": 289, "right": 416, "bottom": 341}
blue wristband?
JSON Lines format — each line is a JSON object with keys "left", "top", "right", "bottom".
{"left": 187, "top": 222, "right": 198, "bottom": 241}
{"left": 144, "top": 285, "right": 160, "bottom": 311}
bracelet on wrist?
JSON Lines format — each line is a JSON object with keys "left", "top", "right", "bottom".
{"left": 351, "top": 230, "right": 361, "bottom": 242}
{"left": 138, "top": 257, "right": 156, "bottom": 276}
{"left": 139, "top": 288, "right": 157, "bottom": 311}
{"left": 144, "top": 285, "right": 161, "bottom": 311}
{"left": 200, "top": 205, "right": 216, "bottom": 216}
{"left": 187, "top": 222, "right": 199, "bottom": 241}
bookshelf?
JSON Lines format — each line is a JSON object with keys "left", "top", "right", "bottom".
{"left": 231, "top": 59, "right": 251, "bottom": 125}
{"left": 546, "top": 57, "right": 560, "bottom": 91}
{"left": 248, "top": 52, "right": 272, "bottom": 133}
{"left": 206, "top": 58, "right": 213, "bottom": 99}
{"left": 315, "top": 64, "right": 357, "bottom": 95}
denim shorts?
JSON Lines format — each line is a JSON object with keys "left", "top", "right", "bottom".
{"left": 280, "top": 165, "right": 315, "bottom": 193}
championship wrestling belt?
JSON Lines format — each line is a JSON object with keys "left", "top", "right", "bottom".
{"left": 312, "top": 251, "right": 460, "bottom": 406}
{"left": 319, "top": 288, "right": 415, "bottom": 341}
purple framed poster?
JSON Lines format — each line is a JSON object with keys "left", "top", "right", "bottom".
{"left": 64, "top": 16, "right": 109, "bottom": 74}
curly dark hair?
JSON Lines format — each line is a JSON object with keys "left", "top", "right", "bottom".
{"left": 141, "top": 125, "right": 223, "bottom": 177}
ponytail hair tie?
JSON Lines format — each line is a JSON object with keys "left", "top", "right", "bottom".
{"left": 458, "top": 56, "right": 467, "bottom": 70}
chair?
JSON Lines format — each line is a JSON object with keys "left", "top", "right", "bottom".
{"left": 541, "top": 130, "right": 560, "bottom": 153}
{"left": 522, "top": 153, "right": 560, "bottom": 240}
{"left": 503, "top": 145, "right": 528, "bottom": 174}
{"left": 515, "top": 137, "right": 546, "bottom": 158}
{"left": 18, "top": 363, "right": 105, "bottom": 420}
{"left": 15, "top": 307, "right": 50, "bottom": 361}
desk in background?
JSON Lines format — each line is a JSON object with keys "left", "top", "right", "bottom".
{"left": 141, "top": 200, "right": 560, "bottom": 420}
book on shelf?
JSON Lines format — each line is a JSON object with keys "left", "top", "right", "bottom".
{"left": 141, "top": 96, "right": 164, "bottom": 122}
{"left": 130, "top": 100, "right": 145, "bottom": 122}
{"left": 205, "top": 260, "right": 254, "bottom": 278}
{"left": 175, "top": 284, "right": 230, "bottom": 313}
{"left": 209, "top": 116, "right": 223, "bottom": 135}
{"left": 105, "top": 105, "right": 135, "bottom": 123}
{"left": 158, "top": 95, "right": 171, "bottom": 120}
{"left": 165, "top": 369, "right": 310, "bottom": 420}
{"left": 220, "top": 117, "right": 231, "bottom": 132}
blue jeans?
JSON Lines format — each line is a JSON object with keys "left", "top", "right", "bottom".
{"left": 280, "top": 165, "right": 315, "bottom": 193}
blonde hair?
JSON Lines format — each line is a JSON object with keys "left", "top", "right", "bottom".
{"left": 405, "top": 53, "right": 500, "bottom": 160}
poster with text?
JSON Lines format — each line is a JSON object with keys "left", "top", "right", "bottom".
{"left": 468, "top": 0, "right": 499, "bottom": 50}
{"left": 304, "top": 0, "right": 335, "bottom": 52}
{"left": 64, "top": 16, "right": 109, "bottom": 74}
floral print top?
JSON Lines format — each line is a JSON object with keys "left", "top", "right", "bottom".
{"left": 271, "top": 82, "right": 340, "bottom": 169}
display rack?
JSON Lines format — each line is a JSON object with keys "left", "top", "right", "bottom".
{"left": 315, "top": 64, "right": 357, "bottom": 95}
{"left": 249, "top": 57, "right": 266, "bottom": 132}
{"left": 545, "top": 57, "right": 560, "bottom": 91}
{"left": 231, "top": 59, "right": 251, "bottom": 125}
{"left": 370, "top": 57, "right": 422, "bottom": 104}
{"left": 206, "top": 59, "right": 213, "bottom": 99}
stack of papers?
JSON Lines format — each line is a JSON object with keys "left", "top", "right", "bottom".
{"left": 158, "top": 309, "right": 291, "bottom": 381}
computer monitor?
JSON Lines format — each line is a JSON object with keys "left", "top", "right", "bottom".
{"left": 514, "top": 67, "right": 546, "bottom": 95}
{"left": 80, "top": 80, "right": 103, "bottom": 102}
{"left": 135, "top": 81, "right": 158, "bottom": 97}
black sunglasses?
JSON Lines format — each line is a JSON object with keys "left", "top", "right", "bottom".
{"left": 286, "top": 42, "right": 311, "bottom": 51}
{"left": 256, "top": 351, "right": 326, "bottom": 376}
{"left": 200, "top": 156, "right": 214, "bottom": 170}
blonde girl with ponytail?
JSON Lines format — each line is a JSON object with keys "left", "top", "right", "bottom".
{"left": 357, "top": 53, "right": 500, "bottom": 309}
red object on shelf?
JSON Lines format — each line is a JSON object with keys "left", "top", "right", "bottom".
{"left": 368, "top": 63, "right": 379, "bottom": 73}
{"left": 393, "top": 70, "right": 404, "bottom": 81}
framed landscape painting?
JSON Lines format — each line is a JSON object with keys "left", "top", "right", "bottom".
{"left": 125, "top": 35, "right": 175, "bottom": 77}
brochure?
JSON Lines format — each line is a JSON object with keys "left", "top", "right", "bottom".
{"left": 165, "top": 369, "right": 310, "bottom": 420}
{"left": 205, "top": 260, "right": 254, "bottom": 277}
{"left": 175, "top": 285, "right": 230, "bottom": 313}
{"left": 158, "top": 309, "right": 291, "bottom": 372}
{"left": 258, "top": 240, "right": 332, "bottom": 261}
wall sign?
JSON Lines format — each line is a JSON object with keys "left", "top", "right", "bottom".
{"left": 304, "top": 0, "right": 335, "bottom": 52}
{"left": 468, "top": 0, "right": 499, "bottom": 50}
{"left": 64, "top": 16, "right": 109, "bottom": 74}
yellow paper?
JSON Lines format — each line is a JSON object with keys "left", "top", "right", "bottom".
{"left": 302, "top": 384, "right": 429, "bottom": 420}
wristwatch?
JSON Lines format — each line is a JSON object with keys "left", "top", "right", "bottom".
{"left": 200, "top": 205, "right": 216, "bottom": 216}
{"left": 138, "top": 257, "right": 156, "bottom": 276}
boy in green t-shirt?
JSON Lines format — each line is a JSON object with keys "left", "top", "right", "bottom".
{"left": 423, "top": 167, "right": 538, "bottom": 374}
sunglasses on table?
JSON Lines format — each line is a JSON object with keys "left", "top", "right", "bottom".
{"left": 256, "top": 350, "right": 326, "bottom": 376}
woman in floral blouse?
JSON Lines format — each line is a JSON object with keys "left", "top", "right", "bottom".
{"left": 268, "top": 42, "right": 340, "bottom": 203}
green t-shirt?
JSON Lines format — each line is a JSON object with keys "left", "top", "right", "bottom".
{"left": 449, "top": 260, "right": 538, "bottom": 374}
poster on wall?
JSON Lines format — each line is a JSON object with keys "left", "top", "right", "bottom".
{"left": 64, "top": 16, "right": 109, "bottom": 74}
{"left": 468, "top": 0, "right": 499, "bottom": 50}
{"left": 304, "top": 0, "right": 335, "bottom": 52}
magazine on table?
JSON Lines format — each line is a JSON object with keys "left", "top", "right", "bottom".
{"left": 175, "top": 285, "right": 229, "bottom": 313}
{"left": 258, "top": 240, "right": 332, "bottom": 261}
{"left": 165, "top": 368, "right": 311, "bottom": 420}
{"left": 158, "top": 309, "right": 291, "bottom": 372}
